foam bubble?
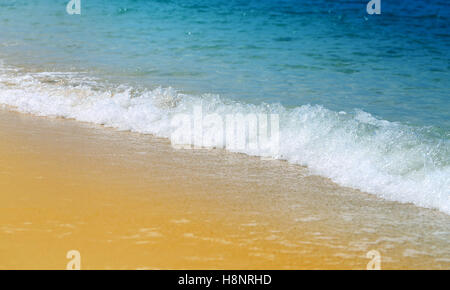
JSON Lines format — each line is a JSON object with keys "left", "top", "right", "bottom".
{"left": 0, "top": 65, "right": 448, "bottom": 214}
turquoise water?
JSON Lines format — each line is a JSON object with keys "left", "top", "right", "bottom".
{"left": 0, "top": 0, "right": 449, "bottom": 213}
{"left": 1, "top": 0, "right": 449, "bottom": 128}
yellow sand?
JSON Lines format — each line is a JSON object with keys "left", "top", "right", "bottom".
{"left": 0, "top": 109, "right": 448, "bottom": 269}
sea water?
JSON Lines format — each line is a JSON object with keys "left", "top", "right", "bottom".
{"left": 0, "top": 0, "right": 448, "bottom": 214}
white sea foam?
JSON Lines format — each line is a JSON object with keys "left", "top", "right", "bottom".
{"left": 0, "top": 66, "right": 448, "bottom": 214}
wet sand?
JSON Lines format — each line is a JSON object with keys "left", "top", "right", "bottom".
{"left": 0, "top": 109, "right": 448, "bottom": 269}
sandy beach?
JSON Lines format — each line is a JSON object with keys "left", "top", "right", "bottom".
{"left": 0, "top": 108, "right": 448, "bottom": 269}
{"left": 0, "top": 0, "right": 449, "bottom": 272}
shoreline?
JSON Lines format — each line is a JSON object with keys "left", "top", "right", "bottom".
{"left": 0, "top": 108, "right": 449, "bottom": 269}
{"left": 0, "top": 63, "right": 448, "bottom": 215}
